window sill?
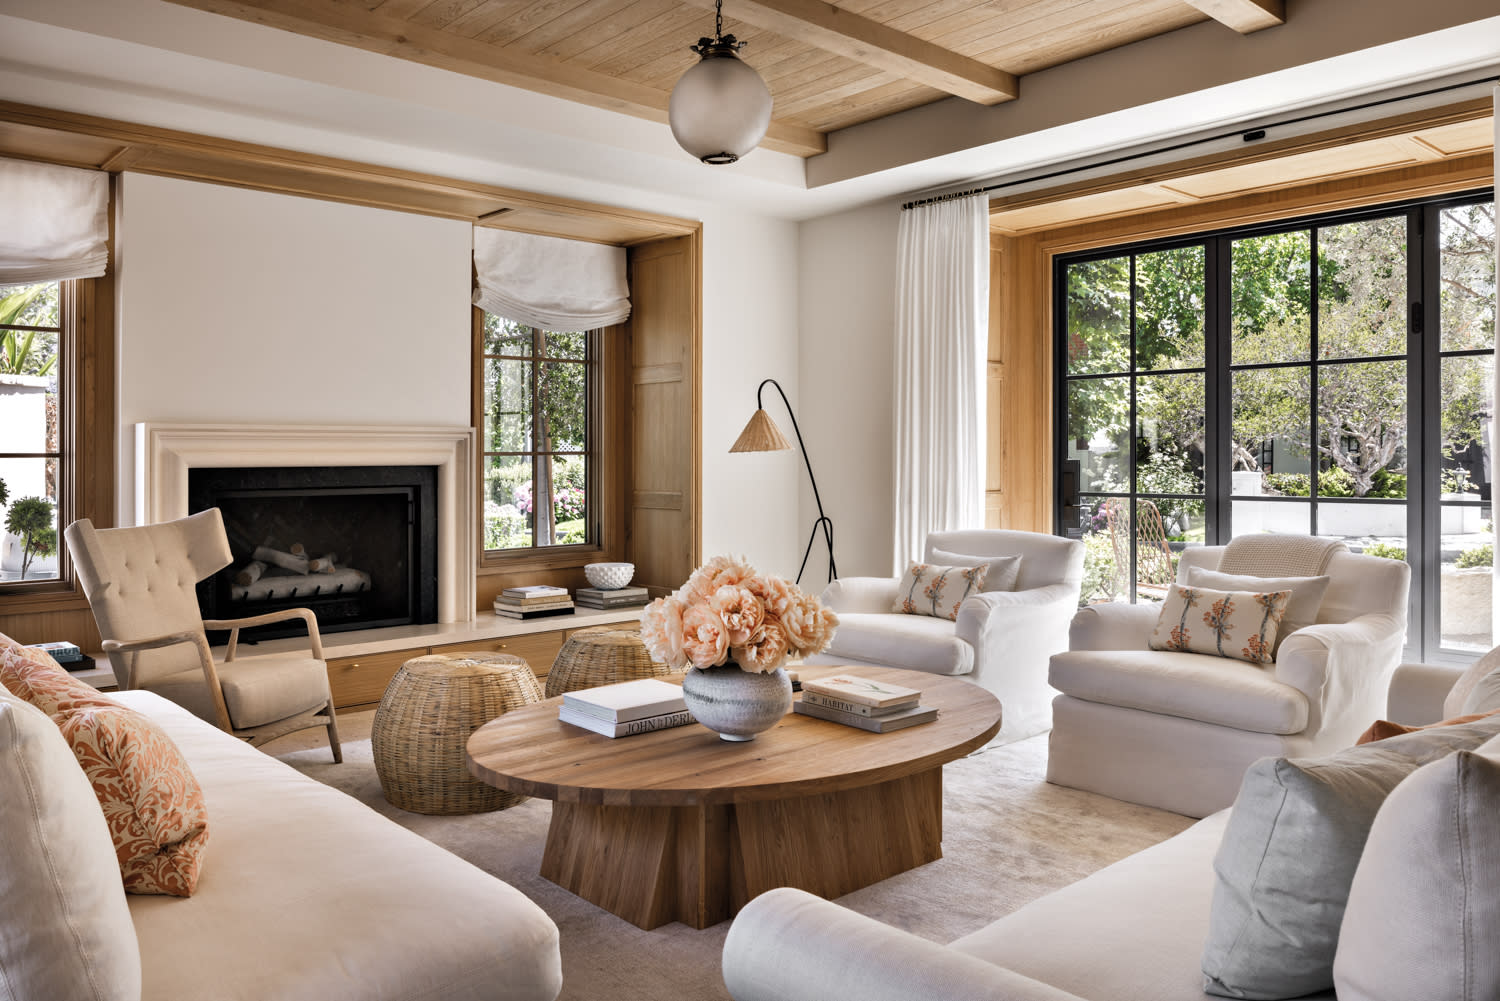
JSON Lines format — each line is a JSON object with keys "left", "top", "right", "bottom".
{"left": 477, "top": 545, "right": 611, "bottom": 575}
{"left": 0, "top": 583, "right": 90, "bottom": 614}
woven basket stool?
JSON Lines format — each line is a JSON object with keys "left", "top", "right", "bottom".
{"left": 545, "top": 626, "right": 670, "bottom": 698}
{"left": 372, "top": 652, "right": 543, "bottom": 815}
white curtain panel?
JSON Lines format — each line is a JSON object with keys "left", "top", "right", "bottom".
{"left": 892, "top": 193, "right": 991, "bottom": 571}
{"left": 0, "top": 157, "right": 109, "bottom": 283}
{"left": 1492, "top": 86, "right": 1499, "bottom": 624}
{"left": 472, "top": 227, "right": 630, "bottom": 333}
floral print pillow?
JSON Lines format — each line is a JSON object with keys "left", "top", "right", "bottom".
{"left": 892, "top": 562, "right": 989, "bottom": 621}
{"left": 1148, "top": 584, "right": 1292, "bottom": 665}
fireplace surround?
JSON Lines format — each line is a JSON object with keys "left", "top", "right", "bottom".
{"left": 134, "top": 423, "right": 476, "bottom": 625}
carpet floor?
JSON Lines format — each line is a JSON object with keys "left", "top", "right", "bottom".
{"left": 272, "top": 713, "right": 1193, "bottom": 1001}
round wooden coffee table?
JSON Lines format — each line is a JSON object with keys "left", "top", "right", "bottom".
{"left": 466, "top": 665, "right": 1001, "bottom": 929}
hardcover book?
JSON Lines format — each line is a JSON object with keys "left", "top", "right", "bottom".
{"left": 494, "top": 606, "right": 576, "bottom": 620}
{"left": 28, "top": 640, "right": 83, "bottom": 664}
{"left": 794, "top": 699, "right": 937, "bottom": 733}
{"left": 557, "top": 705, "right": 695, "bottom": 737}
{"left": 562, "top": 677, "right": 687, "bottom": 723}
{"left": 501, "top": 585, "right": 570, "bottom": 599}
{"left": 800, "top": 674, "right": 922, "bottom": 709}
{"left": 800, "top": 690, "right": 919, "bottom": 717}
{"left": 576, "top": 586, "right": 648, "bottom": 601}
{"left": 494, "top": 596, "right": 574, "bottom": 610}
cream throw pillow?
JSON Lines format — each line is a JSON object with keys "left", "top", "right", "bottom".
{"left": 0, "top": 687, "right": 142, "bottom": 1001}
{"left": 927, "top": 549, "right": 1022, "bottom": 593}
{"left": 892, "top": 561, "right": 989, "bottom": 621}
{"left": 1150, "top": 584, "right": 1291, "bottom": 665}
{"left": 1185, "top": 567, "right": 1330, "bottom": 655}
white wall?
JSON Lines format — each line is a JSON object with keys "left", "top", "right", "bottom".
{"left": 796, "top": 200, "right": 901, "bottom": 580}
{"left": 112, "top": 172, "right": 804, "bottom": 578}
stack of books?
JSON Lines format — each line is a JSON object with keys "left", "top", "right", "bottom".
{"left": 494, "top": 585, "right": 575, "bottom": 620}
{"left": 558, "top": 677, "right": 694, "bottom": 738}
{"left": 794, "top": 673, "right": 938, "bottom": 733}
{"left": 574, "top": 585, "right": 649, "bottom": 610}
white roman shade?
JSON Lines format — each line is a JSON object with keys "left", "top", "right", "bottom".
{"left": 0, "top": 157, "right": 109, "bottom": 283}
{"left": 472, "top": 228, "right": 630, "bottom": 332}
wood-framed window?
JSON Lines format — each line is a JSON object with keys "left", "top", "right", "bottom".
{"left": 0, "top": 267, "right": 114, "bottom": 609}
{"left": 474, "top": 309, "right": 604, "bottom": 570}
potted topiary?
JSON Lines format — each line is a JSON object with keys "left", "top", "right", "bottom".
{"left": 4, "top": 495, "right": 56, "bottom": 579}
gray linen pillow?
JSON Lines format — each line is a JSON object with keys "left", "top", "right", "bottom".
{"left": 1185, "top": 567, "right": 1329, "bottom": 656}
{"left": 928, "top": 549, "right": 1022, "bottom": 592}
{"left": 1334, "top": 734, "right": 1500, "bottom": 1001}
{"left": 1202, "top": 714, "right": 1500, "bottom": 999}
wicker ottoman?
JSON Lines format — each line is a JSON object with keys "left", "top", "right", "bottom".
{"left": 372, "top": 651, "right": 543, "bottom": 815}
{"left": 544, "top": 626, "right": 669, "bottom": 698}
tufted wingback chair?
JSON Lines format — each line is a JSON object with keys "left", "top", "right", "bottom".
{"left": 65, "top": 508, "right": 341, "bottom": 760}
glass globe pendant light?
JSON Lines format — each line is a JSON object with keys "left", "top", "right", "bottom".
{"left": 669, "top": 0, "right": 773, "bottom": 164}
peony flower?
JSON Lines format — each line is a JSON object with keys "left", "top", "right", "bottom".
{"left": 683, "top": 555, "right": 755, "bottom": 603}
{"left": 744, "top": 572, "right": 796, "bottom": 620}
{"left": 681, "top": 602, "right": 731, "bottom": 668}
{"left": 640, "top": 595, "right": 691, "bottom": 670}
{"left": 710, "top": 584, "right": 764, "bottom": 647}
{"left": 734, "top": 620, "right": 789, "bottom": 673}
{"left": 779, "top": 588, "right": 839, "bottom": 655}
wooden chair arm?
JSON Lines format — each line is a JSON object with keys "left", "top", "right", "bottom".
{"left": 203, "top": 608, "right": 324, "bottom": 662}
{"left": 103, "top": 630, "right": 204, "bottom": 654}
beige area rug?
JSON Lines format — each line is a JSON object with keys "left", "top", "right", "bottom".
{"left": 273, "top": 714, "right": 1193, "bottom": 1001}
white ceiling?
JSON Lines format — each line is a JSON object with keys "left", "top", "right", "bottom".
{"left": 0, "top": 0, "right": 1496, "bottom": 222}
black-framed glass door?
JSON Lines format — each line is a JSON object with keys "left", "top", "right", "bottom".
{"left": 1055, "top": 192, "right": 1495, "bottom": 663}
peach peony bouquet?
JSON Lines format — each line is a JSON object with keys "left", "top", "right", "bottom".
{"left": 640, "top": 556, "right": 839, "bottom": 674}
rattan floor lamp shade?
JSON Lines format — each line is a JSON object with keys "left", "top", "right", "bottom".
{"left": 372, "top": 652, "right": 543, "bottom": 815}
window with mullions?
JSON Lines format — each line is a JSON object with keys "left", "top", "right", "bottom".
{"left": 0, "top": 281, "right": 62, "bottom": 583}
{"left": 480, "top": 313, "right": 595, "bottom": 553}
{"left": 1056, "top": 193, "right": 1496, "bottom": 663}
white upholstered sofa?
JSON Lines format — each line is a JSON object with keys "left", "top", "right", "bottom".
{"left": 806, "top": 530, "right": 1084, "bottom": 742}
{"left": 722, "top": 659, "right": 1493, "bottom": 1001}
{"left": 1047, "top": 544, "right": 1409, "bottom": 817}
{"left": 2, "top": 683, "right": 562, "bottom": 1001}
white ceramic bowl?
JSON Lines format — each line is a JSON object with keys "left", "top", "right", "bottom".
{"left": 584, "top": 562, "right": 635, "bottom": 590}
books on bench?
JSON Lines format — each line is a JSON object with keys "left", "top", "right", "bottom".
{"left": 495, "top": 584, "right": 575, "bottom": 619}
{"left": 559, "top": 678, "right": 693, "bottom": 737}
{"left": 795, "top": 674, "right": 936, "bottom": 732}
{"left": 574, "top": 585, "right": 649, "bottom": 609}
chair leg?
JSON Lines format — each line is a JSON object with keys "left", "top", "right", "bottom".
{"left": 324, "top": 700, "right": 343, "bottom": 764}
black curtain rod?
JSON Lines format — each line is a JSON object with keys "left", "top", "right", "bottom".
{"left": 901, "top": 73, "right": 1500, "bottom": 211}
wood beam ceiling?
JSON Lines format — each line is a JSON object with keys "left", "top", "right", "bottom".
{"left": 1182, "top": 0, "right": 1286, "bottom": 34}
{"left": 160, "top": 0, "right": 829, "bottom": 157}
{"left": 675, "top": 0, "right": 1019, "bottom": 105}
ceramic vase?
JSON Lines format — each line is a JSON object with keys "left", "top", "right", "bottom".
{"left": 680, "top": 663, "right": 792, "bottom": 741}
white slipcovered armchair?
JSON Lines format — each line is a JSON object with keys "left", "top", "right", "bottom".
{"left": 805, "top": 529, "right": 1084, "bottom": 742}
{"left": 1047, "top": 542, "right": 1410, "bottom": 817}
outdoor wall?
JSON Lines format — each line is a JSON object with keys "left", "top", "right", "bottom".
{"left": 796, "top": 199, "right": 902, "bottom": 579}
{"left": 113, "top": 172, "right": 803, "bottom": 578}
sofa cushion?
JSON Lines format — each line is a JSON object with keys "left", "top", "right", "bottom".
{"left": 0, "top": 631, "right": 118, "bottom": 715}
{"left": 1148, "top": 584, "right": 1291, "bottom": 665}
{"left": 0, "top": 686, "right": 142, "bottom": 1001}
{"left": 114, "top": 690, "right": 563, "bottom": 1001}
{"left": 1356, "top": 707, "right": 1500, "bottom": 744}
{"left": 149, "top": 654, "right": 330, "bottom": 729}
{"left": 1202, "top": 715, "right": 1500, "bottom": 999}
{"left": 1334, "top": 734, "right": 1500, "bottom": 1001}
{"left": 820, "top": 612, "right": 974, "bottom": 676}
{"left": 1049, "top": 650, "right": 1308, "bottom": 734}
{"left": 892, "top": 561, "right": 988, "bottom": 620}
{"left": 929, "top": 548, "right": 1022, "bottom": 592}
{"left": 1444, "top": 643, "right": 1500, "bottom": 717}
{"left": 1184, "top": 568, "right": 1330, "bottom": 655}
{"left": 55, "top": 703, "right": 211, "bottom": 896}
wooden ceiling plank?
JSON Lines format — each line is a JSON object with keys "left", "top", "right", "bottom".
{"left": 571, "top": 8, "right": 707, "bottom": 75}
{"left": 673, "top": 0, "right": 1017, "bottom": 105}
{"left": 506, "top": 0, "right": 639, "bottom": 54}
{"left": 441, "top": 0, "right": 528, "bottom": 37}
{"left": 367, "top": 0, "right": 435, "bottom": 18}
{"left": 409, "top": 0, "right": 492, "bottom": 30}
{"left": 522, "top": 0, "right": 680, "bottom": 59}
{"left": 160, "top": 0, "right": 825, "bottom": 156}
{"left": 476, "top": 0, "right": 598, "bottom": 45}
{"left": 1180, "top": 0, "right": 1284, "bottom": 34}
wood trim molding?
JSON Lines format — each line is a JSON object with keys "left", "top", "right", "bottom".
{"left": 1182, "top": 0, "right": 1285, "bottom": 34}
{"left": 0, "top": 100, "right": 699, "bottom": 247}
{"left": 134, "top": 423, "right": 476, "bottom": 623}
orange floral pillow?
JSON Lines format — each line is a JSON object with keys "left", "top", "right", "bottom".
{"left": 891, "top": 562, "right": 989, "bottom": 620}
{"left": 1148, "top": 584, "right": 1292, "bottom": 665}
{"left": 56, "top": 704, "right": 210, "bottom": 896}
{"left": 0, "top": 632, "right": 117, "bottom": 716}
{"left": 1356, "top": 708, "right": 1500, "bottom": 745}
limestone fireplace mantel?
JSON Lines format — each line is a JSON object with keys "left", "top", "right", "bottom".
{"left": 134, "top": 422, "right": 476, "bottom": 623}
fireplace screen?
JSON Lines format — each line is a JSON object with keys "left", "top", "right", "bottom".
{"left": 189, "top": 465, "right": 438, "bottom": 643}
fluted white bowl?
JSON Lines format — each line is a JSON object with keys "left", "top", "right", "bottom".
{"left": 584, "top": 562, "right": 635, "bottom": 590}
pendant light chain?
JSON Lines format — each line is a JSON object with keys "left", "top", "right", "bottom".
{"left": 715, "top": 0, "right": 723, "bottom": 42}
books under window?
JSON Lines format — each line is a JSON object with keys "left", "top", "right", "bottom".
{"left": 557, "top": 705, "right": 695, "bottom": 738}
{"left": 573, "top": 586, "right": 650, "bottom": 609}
{"left": 501, "top": 585, "right": 570, "bottom": 601}
{"left": 494, "top": 605, "right": 575, "bottom": 620}
{"left": 794, "top": 698, "right": 938, "bottom": 733}
{"left": 495, "top": 596, "right": 574, "bottom": 610}
{"left": 800, "top": 673, "right": 922, "bottom": 710}
{"left": 562, "top": 677, "right": 687, "bottom": 723}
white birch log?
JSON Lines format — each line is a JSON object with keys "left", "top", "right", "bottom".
{"left": 251, "top": 545, "right": 310, "bottom": 574}
{"left": 233, "top": 560, "right": 267, "bottom": 587}
{"left": 309, "top": 552, "right": 338, "bottom": 574}
{"left": 290, "top": 542, "right": 307, "bottom": 556}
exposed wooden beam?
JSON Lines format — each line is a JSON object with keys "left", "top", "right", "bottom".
{"left": 1181, "top": 0, "right": 1285, "bottom": 34}
{"left": 161, "top": 0, "right": 827, "bottom": 157}
{"left": 679, "top": 0, "right": 1018, "bottom": 105}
